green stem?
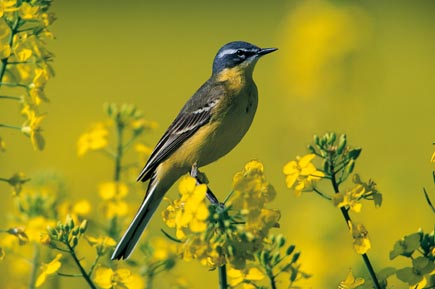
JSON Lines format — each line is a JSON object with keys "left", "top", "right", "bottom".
{"left": 0, "top": 123, "right": 22, "bottom": 130}
{"left": 65, "top": 242, "right": 97, "bottom": 289}
{"left": 0, "top": 82, "right": 28, "bottom": 88}
{"left": 87, "top": 254, "right": 101, "bottom": 277}
{"left": 122, "top": 134, "right": 139, "bottom": 153}
{"left": 57, "top": 273, "right": 83, "bottom": 278}
{"left": 145, "top": 270, "right": 154, "bottom": 289}
{"left": 114, "top": 119, "right": 124, "bottom": 182}
{"left": 218, "top": 264, "right": 228, "bottom": 289}
{"left": 268, "top": 273, "right": 277, "bottom": 289}
{"left": 28, "top": 243, "right": 40, "bottom": 289}
{"left": 0, "top": 16, "right": 20, "bottom": 84}
{"left": 312, "top": 187, "right": 331, "bottom": 200}
{"left": 329, "top": 155, "right": 381, "bottom": 289}
{"left": 0, "top": 95, "right": 22, "bottom": 100}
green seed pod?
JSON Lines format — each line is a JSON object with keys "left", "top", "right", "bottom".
{"left": 79, "top": 220, "right": 88, "bottom": 233}
{"left": 66, "top": 215, "right": 74, "bottom": 230}
{"left": 291, "top": 251, "right": 300, "bottom": 263}
{"left": 276, "top": 235, "right": 286, "bottom": 248}
{"left": 71, "top": 227, "right": 79, "bottom": 236}
{"left": 46, "top": 225, "right": 58, "bottom": 237}
{"left": 348, "top": 148, "right": 362, "bottom": 160}
{"left": 307, "top": 144, "right": 316, "bottom": 154}
{"left": 343, "top": 159, "right": 355, "bottom": 177}
{"left": 286, "top": 245, "right": 295, "bottom": 256}
{"left": 337, "top": 134, "right": 347, "bottom": 154}
{"left": 313, "top": 134, "right": 320, "bottom": 146}
{"left": 70, "top": 236, "right": 78, "bottom": 248}
{"left": 328, "top": 132, "right": 336, "bottom": 145}
{"left": 290, "top": 268, "right": 298, "bottom": 282}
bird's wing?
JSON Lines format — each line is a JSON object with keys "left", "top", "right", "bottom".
{"left": 137, "top": 81, "right": 223, "bottom": 182}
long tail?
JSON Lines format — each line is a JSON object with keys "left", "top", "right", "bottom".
{"left": 111, "top": 179, "right": 165, "bottom": 260}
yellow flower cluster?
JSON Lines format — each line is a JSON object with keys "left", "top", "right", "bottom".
{"left": 283, "top": 154, "right": 325, "bottom": 196}
{"left": 0, "top": 0, "right": 55, "bottom": 150}
{"left": 333, "top": 174, "right": 381, "bottom": 213}
{"left": 99, "top": 181, "right": 130, "bottom": 219}
{"left": 162, "top": 161, "right": 281, "bottom": 270}
{"left": 35, "top": 253, "right": 62, "bottom": 288}
{"left": 77, "top": 122, "right": 109, "bottom": 157}
{"left": 94, "top": 266, "right": 144, "bottom": 289}
{"left": 162, "top": 176, "right": 209, "bottom": 239}
{"left": 348, "top": 222, "right": 371, "bottom": 255}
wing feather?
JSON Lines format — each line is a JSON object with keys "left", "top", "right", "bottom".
{"left": 137, "top": 81, "right": 223, "bottom": 182}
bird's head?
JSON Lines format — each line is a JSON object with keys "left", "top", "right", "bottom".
{"left": 212, "top": 41, "right": 277, "bottom": 76}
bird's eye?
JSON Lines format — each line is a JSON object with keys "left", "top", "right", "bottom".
{"left": 236, "top": 49, "right": 245, "bottom": 57}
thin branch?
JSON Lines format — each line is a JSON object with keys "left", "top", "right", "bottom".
{"left": 57, "top": 272, "right": 83, "bottom": 278}
{"left": 65, "top": 242, "right": 97, "bottom": 289}
{"left": 0, "top": 95, "right": 22, "bottom": 100}
{"left": 328, "top": 154, "right": 381, "bottom": 289}
{"left": 312, "top": 187, "right": 332, "bottom": 200}
{"left": 423, "top": 188, "right": 435, "bottom": 214}
{"left": 0, "top": 123, "right": 22, "bottom": 130}
{"left": 28, "top": 243, "right": 40, "bottom": 289}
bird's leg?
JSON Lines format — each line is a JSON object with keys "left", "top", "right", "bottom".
{"left": 190, "top": 162, "right": 221, "bottom": 206}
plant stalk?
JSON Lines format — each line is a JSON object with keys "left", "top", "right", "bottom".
{"left": 329, "top": 156, "right": 381, "bottom": 289}
{"left": 66, "top": 242, "right": 97, "bottom": 289}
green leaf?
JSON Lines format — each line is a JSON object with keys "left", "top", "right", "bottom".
{"left": 413, "top": 256, "right": 435, "bottom": 275}
{"left": 337, "top": 134, "right": 347, "bottom": 154}
{"left": 396, "top": 267, "right": 422, "bottom": 286}
{"left": 377, "top": 267, "right": 396, "bottom": 281}
{"left": 348, "top": 148, "right": 362, "bottom": 160}
{"left": 373, "top": 191, "right": 383, "bottom": 207}
{"left": 389, "top": 232, "right": 421, "bottom": 259}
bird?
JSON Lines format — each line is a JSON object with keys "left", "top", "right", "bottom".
{"left": 111, "top": 41, "right": 277, "bottom": 260}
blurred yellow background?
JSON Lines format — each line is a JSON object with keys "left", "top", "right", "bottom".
{"left": 2, "top": 0, "right": 435, "bottom": 288}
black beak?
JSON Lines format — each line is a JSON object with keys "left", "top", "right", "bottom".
{"left": 257, "top": 47, "right": 278, "bottom": 56}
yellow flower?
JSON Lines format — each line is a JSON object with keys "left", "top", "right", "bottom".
{"left": 163, "top": 176, "right": 209, "bottom": 239}
{"left": 72, "top": 199, "right": 91, "bottom": 216}
{"left": 0, "top": 43, "right": 10, "bottom": 59}
{"left": 104, "top": 200, "right": 129, "bottom": 219}
{"left": 228, "top": 266, "right": 265, "bottom": 289}
{"left": 7, "top": 226, "right": 29, "bottom": 245}
{"left": 35, "top": 253, "right": 62, "bottom": 287}
{"left": 0, "top": 136, "right": 5, "bottom": 152}
{"left": 0, "top": 0, "right": 18, "bottom": 17}
{"left": 77, "top": 122, "right": 109, "bottom": 156}
{"left": 21, "top": 111, "right": 46, "bottom": 150}
{"left": 135, "top": 143, "right": 153, "bottom": 162}
{"left": 333, "top": 185, "right": 365, "bottom": 213}
{"left": 150, "top": 236, "right": 178, "bottom": 261}
{"left": 231, "top": 160, "right": 276, "bottom": 206}
{"left": 279, "top": 1, "right": 371, "bottom": 98}
{"left": 86, "top": 235, "right": 116, "bottom": 255}
{"left": 94, "top": 266, "right": 144, "bottom": 289}
{"left": 99, "top": 181, "right": 128, "bottom": 200}
{"left": 26, "top": 216, "right": 56, "bottom": 243}
{"left": 283, "top": 154, "right": 324, "bottom": 196}
{"left": 19, "top": 2, "right": 39, "bottom": 20}
{"left": 6, "top": 172, "right": 29, "bottom": 195}
{"left": 339, "top": 269, "right": 365, "bottom": 289}
{"left": 349, "top": 222, "right": 371, "bottom": 255}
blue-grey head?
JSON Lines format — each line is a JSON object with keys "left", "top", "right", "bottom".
{"left": 212, "top": 41, "right": 278, "bottom": 75}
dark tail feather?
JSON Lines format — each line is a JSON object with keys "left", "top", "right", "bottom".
{"left": 111, "top": 183, "right": 163, "bottom": 260}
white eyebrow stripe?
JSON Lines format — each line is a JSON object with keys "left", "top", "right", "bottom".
{"left": 217, "top": 48, "right": 238, "bottom": 58}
